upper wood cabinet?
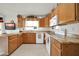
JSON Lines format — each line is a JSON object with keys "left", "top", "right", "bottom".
{"left": 51, "top": 7, "right": 59, "bottom": 17}
{"left": 39, "top": 18, "right": 45, "bottom": 27}
{"left": 57, "top": 3, "right": 75, "bottom": 24}
{"left": 76, "top": 3, "right": 79, "bottom": 21}
{"left": 44, "top": 14, "right": 51, "bottom": 27}
{"left": 17, "top": 15, "right": 25, "bottom": 28}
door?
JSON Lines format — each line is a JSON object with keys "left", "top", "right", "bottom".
{"left": 36, "top": 33, "right": 44, "bottom": 43}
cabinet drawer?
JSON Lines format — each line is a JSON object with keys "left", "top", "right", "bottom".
{"left": 8, "top": 35, "right": 17, "bottom": 40}
{"left": 52, "top": 39, "right": 61, "bottom": 49}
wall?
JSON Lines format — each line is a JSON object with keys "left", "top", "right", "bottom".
{"left": 0, "top": 3, "right": 57, "bottom": 28}
{"left": 54, "top": 23, "right": 79, "bottom": 35}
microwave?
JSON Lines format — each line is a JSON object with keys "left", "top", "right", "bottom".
{"left": 5, "top": 23, "right": 16, "bottom": 30}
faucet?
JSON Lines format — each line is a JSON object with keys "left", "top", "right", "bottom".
{"left": 64, "top": 28, "right": 67, "bottom": 38}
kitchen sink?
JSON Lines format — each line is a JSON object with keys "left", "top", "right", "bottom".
{"left": 47, "top": 31, "right": 79, "bottom": 39}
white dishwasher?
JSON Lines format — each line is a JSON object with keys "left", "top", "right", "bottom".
{"left": 45, "top": 33, "right": 51, "bottom": 56}
{"left": 36, "top": 33, "right": 44, "bottom": 43}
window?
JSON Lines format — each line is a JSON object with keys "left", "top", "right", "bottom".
{"left": 24, "top": 20, "right": 39, "bottom": 30}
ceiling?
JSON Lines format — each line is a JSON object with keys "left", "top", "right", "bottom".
{"left": 0, "top": 3, "right": 57, "bottom": 16}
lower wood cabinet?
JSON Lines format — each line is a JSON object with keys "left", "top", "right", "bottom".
{"left": 61, "top": 44, "right": 79, "bottom": 56}
{"left": 8, "top": 34, "right": 23, "bottom": 55}
{"left": 22, "top": 33, "right": 36, "bottom": 44}
{"left": 51, "top": 39, "right": 79, "bottom": 56}
{"left": 8, "top": 35, "right": 18, "bottom": 55}
{"left": 17, "top": 34, "right": 23, "bottom": 47}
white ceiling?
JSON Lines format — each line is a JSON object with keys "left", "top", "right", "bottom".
{"left": 0, "top": 3, "right": 57, "bottom": 16}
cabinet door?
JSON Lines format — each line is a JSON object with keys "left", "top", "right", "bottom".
{"left": 22, "top": 33, "right": 36, "bottom": 44}
{"left": 30, "top": 33, "right": 36, "bottom": 44}
{"left": 18, "top": 16, "right": 25, "bottom": 28}
{"left": 58, "top": 3, "right": 75, "bottom": 24}
{"left": 76, "top": 3, "right": 79, "bottom": 21}
{"left": 62, "top": 44, "right": 79, "bottom": 56}
{"left": 8, "top": 38, "right": 17, "bottom": 54}
{"left": 52, "top": 44, "right": 61, "bottom": 56}
{"left": 51, "top": 39, "right": 61, "bottom": 56}
{"left": 39, "top": 18, "right": 45, "bottom": 27}
{"left": 17, "top": 34, "right": 23, "bottom": 47}
{"left": 44, "top": 14, "right": 51, "bottom": 27}
{"left": 22, "top": 33, "right": 28, "bottom": 43}
{"left": 54, "top": 6, "right": 59, "bottom": 16}
{"left": 19, "top": 34, "right": 23, "bottom": 45}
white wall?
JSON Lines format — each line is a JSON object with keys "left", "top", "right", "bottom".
{"left": 54, "top": 23, "right": 79, "bottom": 35}
{"left": 0, "top": 3, "right": 57, "bottom": 27}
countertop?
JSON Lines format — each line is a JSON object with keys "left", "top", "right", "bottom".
{"left": 22, "top": 27, "right": 51, "bottom": 33}
{"left": 1, "top": 28, "right": 79, "bottom": 44}
{"left": 0, "top": 28, "right": 51, "bottom": 36}
{"left": 46, "top": 31, "right": 79, "bottom": 44}
{"left": 0, "top": 33, "right": 21, "bottom": 37}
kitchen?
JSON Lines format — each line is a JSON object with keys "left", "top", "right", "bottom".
{"left": 0, "top": 3, "right": 79, "bottom": 56}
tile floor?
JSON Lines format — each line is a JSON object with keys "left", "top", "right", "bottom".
{"left": 10, "top": 44, "right": 49, "bottom": 56}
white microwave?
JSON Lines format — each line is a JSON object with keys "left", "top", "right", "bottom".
{"left": 50, "top": 16, "right": 58, "bottom": 26}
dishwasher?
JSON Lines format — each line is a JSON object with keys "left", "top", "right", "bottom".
{"left": 36, "top": 33, "right": 44, "bottom": 43}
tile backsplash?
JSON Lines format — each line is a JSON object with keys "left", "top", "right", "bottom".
{"left": 54, "top": 23, "right": 79, "bottom": 35}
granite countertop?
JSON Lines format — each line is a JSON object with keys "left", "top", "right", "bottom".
{"left": 22, "top": 30, "right": 47, "bottom": 33}
{"left": 22, "top": 27, "right": 51, "bottom": 33}
{"left": 0, "top": 33, "right": 22, "bottom": 37}
{"left": 46, "top": 31, "right": 79, "bottom": 44}
{"left": 0, "top": 28, "right": 50, "bottom": 36}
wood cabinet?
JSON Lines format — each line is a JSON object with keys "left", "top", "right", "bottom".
{"left": 44, "top": 14, "right": 51, "bottom": 27}
{"left": 17, "top": 15, "right": 25, "bottom": 28}
{"left": 39, "top": 18, "right": 45, "bottom": 27}
{"left": 76, "top": 3, "right": 79, "bottom": 21}
{"left": 51, "top": 7, "right": 59, "bottom": 17}
{"left": 51, "top": 39, "right": 79, "bottom": 56}
{"left": 8, "top": 35, "right": 18, "bottom": 54}
{"left": 17, "top": 34, "right": 23, "bottom": 47}
{"left": 51, "top": 38, "right": 61, "bottom": 56}
{"left": 51, "top": 3, "right": 79, "bottom": 24}
{"left": 8, "top": 34, "right": 23, "bottom": 55}
{"left": 57, "top": 3, "right": 75, "bottom": 24}
{"left": 22, "top": 33, "right": 36, "bottom": 44}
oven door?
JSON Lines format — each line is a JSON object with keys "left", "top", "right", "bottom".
{"left": 36, "top": 33, "right": 44, "bottom": 43}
